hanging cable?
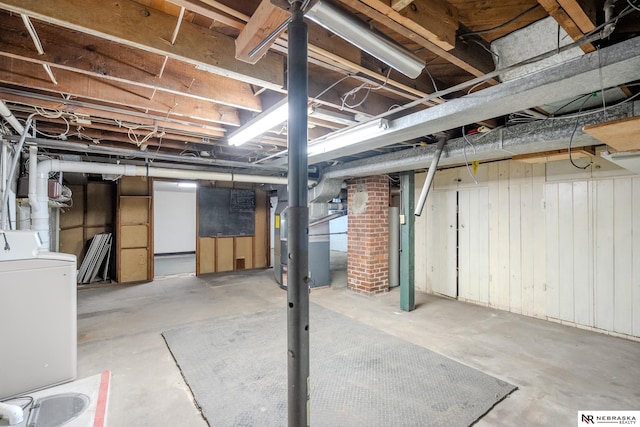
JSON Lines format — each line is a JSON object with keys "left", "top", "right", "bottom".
{"left": 568, "top": 94, "right": 596, "bottom": 170}
{"left": 461, "top": 125, "right": 479, "bottom": 185}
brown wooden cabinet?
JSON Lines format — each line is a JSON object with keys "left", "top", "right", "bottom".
{"left": 116, "top": 176, "right": 153, "bottom": 283}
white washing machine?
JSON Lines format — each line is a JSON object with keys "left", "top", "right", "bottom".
{"left": 0, "top": 231, "right": 77, "bottom": 400}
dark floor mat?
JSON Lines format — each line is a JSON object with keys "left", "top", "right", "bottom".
{"left": 162, "top": 303, "right": 516, "bottom": 426}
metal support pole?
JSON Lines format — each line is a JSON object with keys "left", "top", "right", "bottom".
{"left": 286, "top": 2, "right": 310, "bottom": 426}
{"left": 388, "top": 206, "right": 400, "bottom": 288}
{"left": 400, "top": 172, "right": 415, "bottom": 311}
{"left": 414, "top": 137, "right": 446, "bottom": 216}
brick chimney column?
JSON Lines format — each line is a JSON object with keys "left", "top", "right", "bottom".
{"left": 347, "top": 176, "right": 389, "bottom": 294}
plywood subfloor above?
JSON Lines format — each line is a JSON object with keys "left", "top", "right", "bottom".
{"left": 583, "top": 116, "right": 640, "bottom": 152}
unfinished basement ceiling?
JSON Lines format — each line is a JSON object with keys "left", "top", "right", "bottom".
{"left": 0, "top": 0, "right": 639, "bottom": 176}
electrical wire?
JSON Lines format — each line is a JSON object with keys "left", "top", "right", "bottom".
{"left": 423, "top": 65, "right": 439, "bottom": 92}
{"left": 35, "top": 115, "right": 70, "bottom": 139}
{"left": 568, "top": 94, "right": 595, "bottom": 169}
{"left": 0, "top": 395, "right": 34, "bottom": 410}
{"left": 629, "top": 0, "right": 640, "bottom": 11}
{"left": 340, "top": 67, "right": 392, "bottom": 109}
{"left": 461, "top": 125, "right": 479, "bottom": 185}
{"left": 458, "top": 4, "right": 541, "bottom": 38}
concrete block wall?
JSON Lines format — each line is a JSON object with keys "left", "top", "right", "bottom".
{"left": 347, "top": 176, "right": 389, "bottom": 294}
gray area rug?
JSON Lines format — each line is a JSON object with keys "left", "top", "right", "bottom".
{"left": 163, "top": 303, "right": 516, "bottom": 426}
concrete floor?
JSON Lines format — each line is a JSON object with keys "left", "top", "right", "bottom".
{"left": 154, "top": 253, "right": 196, "bottom": 277}
{"left": 77, "top": 255, "right": 640, "bottom": 426}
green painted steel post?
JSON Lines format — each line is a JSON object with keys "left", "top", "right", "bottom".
{"left": 400, "top": 171, "right": 415, "bottom": 311}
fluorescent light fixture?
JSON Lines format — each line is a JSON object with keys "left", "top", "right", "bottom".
{"left": 228, "top": 99, "right": 288, "bottom": 146}
{"left": 305, "top": 0, "right": 425, "bottom": 79}
{"left": 309, "top": 105, "right": 357, "bottom": 126}
{"left": 307, "top": 118, "right": 389, "bottom": 156}
{"left": 177, "top": 182, "right": 198, "bottom": 188}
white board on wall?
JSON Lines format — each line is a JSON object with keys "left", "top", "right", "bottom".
{"left": 153, "top": 181, "right": 197, "bottom": 254}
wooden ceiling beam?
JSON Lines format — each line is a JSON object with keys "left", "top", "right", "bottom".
{"left": 0, "top": 0, "right": 285, "bottom": 89}
{"left": 0, "top": 58, "right": 241, "bottom": 126}
{"left": 176, "top": 0, "right": 444, "bottom": 106}
{"left": 169, "top": 0, "right": 246, "bottom": 30}
{"left": 235, "top": 0, "right": 289, "bottom": 64}
{"left": 27, "top": 115, "right": 223, "bottom": 144}
{"left": 0, "top": 13, "right": 262, "bottom": 112}
{"left": 537, "top": 0, "right": 596, "bottom": 53}
{"left": 31, "top": 121, "right": 210, "bottom": 148}
{"left": 347, "top": 0, "right": 458, "bottom": 51}
{"left": 337, "top": 0, "right": 496, "bottom": 79}
{"left": 0, "top": 91, "right": 228, "bottom": 137}
{"left": 388, "top": 0, "right": 459, "bottom": 50}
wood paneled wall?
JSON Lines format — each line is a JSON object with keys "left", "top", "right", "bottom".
{"left": 59, "top": 181, "right": 115, "bottom": 269}
{"left": 416, "top": 156, "right": 640, "bottom": 339}
{"left": 196, "top": 184, "right": 269, "bottom": 275}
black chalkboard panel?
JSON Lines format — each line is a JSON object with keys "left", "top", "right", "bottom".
{"left": 198, "top": 187, "right": 255, "bottom": 237}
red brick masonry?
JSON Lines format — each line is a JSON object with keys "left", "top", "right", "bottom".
{"left": 347, "top": 176, "right": 389, "bottom": 294}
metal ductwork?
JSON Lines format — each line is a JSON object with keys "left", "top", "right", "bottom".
{"left": 308, "top": 177, "right": 344, "bottom": 203}
{"left": 306, "top": 36, "right": 640, "bottom": 164}
{"left": 318, "top": 101, "right": 636, "bottom": 180}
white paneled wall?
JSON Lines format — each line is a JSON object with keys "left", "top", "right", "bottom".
{"left": 546, "top": 176, "right": 640, "bottom": 336}
{"left": 458, "top": 187, "right": 489, "bottom": 304}
{"left": 415, "top": 158, "right": 640, "bottom": 339}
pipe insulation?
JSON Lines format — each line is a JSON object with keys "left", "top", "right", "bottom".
{"left": 32, "top": 159, "right": 289, "bottom": 250}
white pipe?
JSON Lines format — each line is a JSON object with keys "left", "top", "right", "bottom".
{"left": 34, "top": 159, "right": 290, "bottom": 250}
{"left": 1, "top": 114, "right": 35, "bottom": 230}
{"left": 28, "top": 145, "right": 38, "bottom": 213}
{"left": 0, "top": 100, "right": 24, "bottom": 134}
{"left": 0, "top": 402, "right": 24, "bottom": 425}
{"left": 1, "top": 141, "right": 7, "bottom": 219}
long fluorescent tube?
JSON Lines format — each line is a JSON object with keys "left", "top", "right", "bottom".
{"left": 309, "top": 105, "right": 357, "bottom": 126}
{"left": 307, "top": 118, "right": 389, "bottom": 156}
{"left": 305, "top": 0, "right": 425, "bottom": 79}
{"left": 228, "top": 99, "right": 288, "bottom": 146}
